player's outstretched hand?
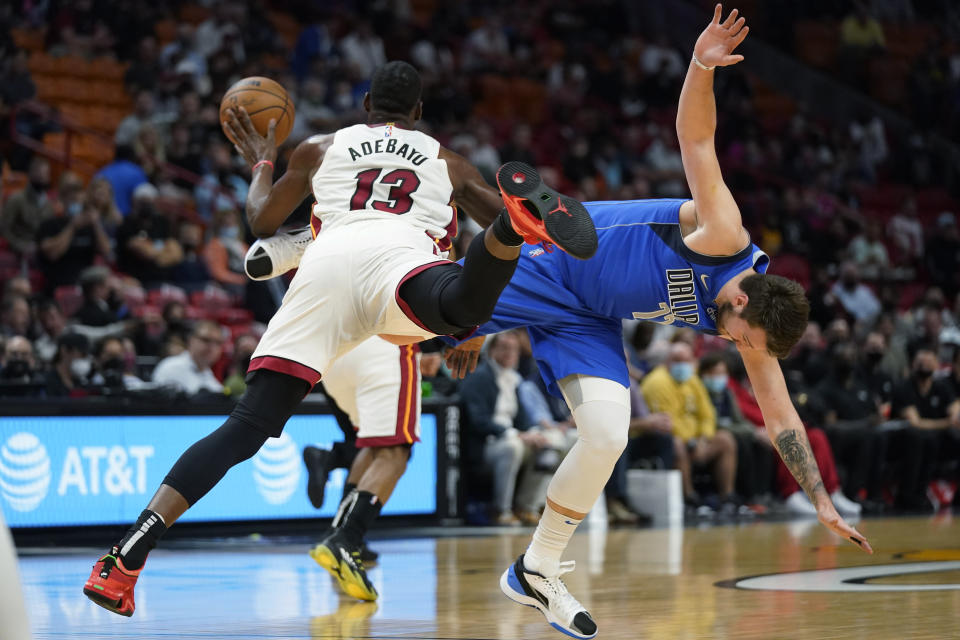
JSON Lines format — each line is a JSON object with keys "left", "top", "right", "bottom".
{"left": 445, "top": 335, "right": 486, "bottom": 379}
{"left": 224, "top": 107, "right": 278, "bottom": 167}
{"left": 818, "top": 503, "right": 874, "bottom": 554}
{"left": 694, "top": 4, "right": 750, "bottom": 68}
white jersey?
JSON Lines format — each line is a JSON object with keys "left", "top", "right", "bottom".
{"left": 310, "top": 123, "right": 457, "bottom": 251}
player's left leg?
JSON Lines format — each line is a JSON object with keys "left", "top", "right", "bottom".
{"left": 501, "top": 374, "right": 629, "bottom": 640}
{"left": 310, "top": 338, "right": 421, "bottom": 601}
{"left": 310, "top": 444, "right": 410, "bottom": 601}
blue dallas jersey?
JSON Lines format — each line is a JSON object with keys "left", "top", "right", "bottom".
{"left": 463, "top": 198, "right": 770, "bottom": 396}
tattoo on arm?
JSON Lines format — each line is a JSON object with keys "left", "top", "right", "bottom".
{"left": 775, "top": 431, "right": 826, "bottom": 503}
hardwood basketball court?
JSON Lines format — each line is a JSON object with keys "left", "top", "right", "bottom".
{"left": 22, "top": 516, "right": 958, "bottom": 639}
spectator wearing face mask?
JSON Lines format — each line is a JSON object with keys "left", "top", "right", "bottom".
{"left": 0, "top": 336, "right": 44, "bottom": 397}
{"left": 34, "top": 179, "right": 114, "bottom": 292}
{"left": 204, "top": 209, "right": 249, "bottom": 296}
{"left": 814, "top": 342, "right": 888, "bottom": 513}
{"left": 34, "top": 299, "right": 67, "bottom": 363}
{"left": 89, "top": 336, "right": 147, "bottom": 391}
{"left": 889, "top": 349, "right": 960, "bottom": 512}
{"left": 830, "top": 262, "right": 881, "bottom": 324}
{"left": 45, "top": 332, "right": 91, "bottom": 397}
{"left": 116, "top": 183, "right": 184, "bottom": 287}
{"left": 641, "top": 342, "right": 738, "bottom": 515}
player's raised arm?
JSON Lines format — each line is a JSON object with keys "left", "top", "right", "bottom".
{"left": 677, "top": 5, "right": 750, "bottom": 255}
{"left": 740, "top": 347, "right": 873, "bottom": 554}
{"left": 440, "top": 148, "right": 504, "bottom": 228}
{"left": 224, "top": 107, "right": 326, "bottom": 238}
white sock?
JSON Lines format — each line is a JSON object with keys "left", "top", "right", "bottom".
{"left": 524, "top": 503, "right": 582, "bottom": 577}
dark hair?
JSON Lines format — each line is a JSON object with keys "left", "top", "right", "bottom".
{"left": 740, "top": 273, "right": 810, "bottom": 359}
{"left": 114, "top": 144, "right": 136, "bottom": 162}
{"left": 94, "top": 336, "right": 123, "bottom": 359}
{"left": 698, "top": 351, "right": 730, "bottom": 376}
{"left": 369, "top": 61, "right": 422, "bottom": 116}
{"left": 54, "top": 332, "right": 89, "bottom": 363}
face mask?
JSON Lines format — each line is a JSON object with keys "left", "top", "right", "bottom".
{"left": 834, "top": 360, "right": 855, "bottom": 377}
{"left": 71, "top": 358, "right": 92, "bottom": 379}
{"left": 221, "top": 226, "right": 239, "bottom": 240}
{"left": 2, "top": 359, "right": 30, "bottom": 379}
{"left": 669, "top": 362, "right": 695, "bottom": 383}
{"left": 101, "top": 357, "right": 125, "bottom": 373}
{"left": 30, "top": 179, "right": 50, "bottom": 192}
{"left": 68, "top": 201, "right": 84, "bottom": 216}
{"left": 702, "top": 374, "right": 728, "bottom": 393}
{"left": 914, "top": 368, "right": 934, "bottom": 381}
{"left": 865, "top": 351, "right": 883, "bottom": 367}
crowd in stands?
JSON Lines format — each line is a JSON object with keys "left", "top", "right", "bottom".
{"left": 0, "top": 0, "right": 958, "bottom": 520}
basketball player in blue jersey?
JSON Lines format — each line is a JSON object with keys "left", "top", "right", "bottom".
{"left": 442, "top": 7, "right": 874, "bottom": 638}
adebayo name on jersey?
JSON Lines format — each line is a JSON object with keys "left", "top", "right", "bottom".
{"left": 348, "top": 139, "right": 428, "bottom": 166}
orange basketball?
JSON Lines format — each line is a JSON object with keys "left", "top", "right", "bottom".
{"left": 219, "top": 76, "right": 295, "bottom": 146}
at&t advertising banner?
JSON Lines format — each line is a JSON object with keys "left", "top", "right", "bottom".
{"left": 0, "top": 413, "right": 436, "bottom": 528}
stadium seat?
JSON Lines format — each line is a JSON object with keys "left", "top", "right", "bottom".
{"left": 215, "top": 308, "right": 254, "bottom": 326}
{"left": 147, "top": 284, "right": 189, "bottom": 307}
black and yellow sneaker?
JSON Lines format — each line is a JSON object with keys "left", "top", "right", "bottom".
{"left": 310, "top": 531, "right": 378, "bottom": 601}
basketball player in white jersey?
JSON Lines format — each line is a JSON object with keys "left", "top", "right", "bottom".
{"left": 83, "top": 61, "right": 597, "bottom": 616}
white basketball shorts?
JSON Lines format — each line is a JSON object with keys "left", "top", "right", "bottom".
{"left": 249, "top": 217, "right": 448, "bottom": 385}
{"left": 323, "top": 336, "right": 421, "bottom": 447}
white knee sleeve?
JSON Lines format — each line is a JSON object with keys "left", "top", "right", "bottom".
{"left": 546, "top": 375, "right": 631, "bottom": 514}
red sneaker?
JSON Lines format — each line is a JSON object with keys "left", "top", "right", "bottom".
{"left": 496, "top": 161, "right": 597, "bottom": 260}
{"left": 83, "top": 551, "right": 141, "bottom": 617}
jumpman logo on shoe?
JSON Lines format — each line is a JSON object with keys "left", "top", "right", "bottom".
{"left": 548, "top": 200, "right": 572, "bottom": 217}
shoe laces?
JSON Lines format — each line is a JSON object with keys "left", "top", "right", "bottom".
{"left": 531, "top": 561, "right": 584, "bottom": 623}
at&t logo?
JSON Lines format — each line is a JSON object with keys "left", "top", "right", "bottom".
{"left": 0, "top": 432, "right": 51, "bottom": 512}
{"left": 253, "top": 432, "right": 301, "bottom": 505}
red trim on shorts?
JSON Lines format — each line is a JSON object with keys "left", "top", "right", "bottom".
{"left": 248, "top": 356, "right": 321, "bottom": 386}
{"left": 394, "top": 260, "right": 452, "bottom": 333}
{"left": 356, "top": 433, "right": 419, "bottom": 448}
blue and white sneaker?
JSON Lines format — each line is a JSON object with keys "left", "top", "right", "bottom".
{"left": 244, "top": 226, "right": 313, "bottom": 281}
{"left": 499, "top": 554, "right": 597, "bottom": 639}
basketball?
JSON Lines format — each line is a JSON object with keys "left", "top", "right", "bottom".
{"left": 219, "top": 76, "right": 295, "bottom": 146}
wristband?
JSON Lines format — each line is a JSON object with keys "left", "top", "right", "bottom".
{"left": 252, "top": 160, "right": 274, "bottom": 171}
{"left": 692, "top": 54, "right": 715, "bottom": 71}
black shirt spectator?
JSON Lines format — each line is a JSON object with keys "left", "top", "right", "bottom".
{"left": 116, "top": 188, "right": 183, "bottom": 287}
{"left": 0, "top": 336, "right": 44, "bottom": 397}
{"left": 36, "top": 204, "right": 112, "bottom": 291}
{"left": 892, "top": 375, "right": 957, "bottom": 423}
{"left": 74, "top": 266, "right": 126, "bottom": 327}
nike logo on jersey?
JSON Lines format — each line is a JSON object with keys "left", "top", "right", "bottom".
{"left": 701, "top": 273, "right": 710, "bottom": 288}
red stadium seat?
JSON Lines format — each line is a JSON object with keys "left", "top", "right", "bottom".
{"left": 215, "top": 308, "right": 254, "bottom": 326}
{"left": 189, "top": 286, "right": 235, "bottom": 310}
{"left": 147, "top": 284, "right": 188, "bottom": 307}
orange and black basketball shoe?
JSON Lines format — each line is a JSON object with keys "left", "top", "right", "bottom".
{"left": 82, "top": 549, "right": 141, "bottom": 616}
{"left": 496, "top": 161, "right": 598, "bottom": 260}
